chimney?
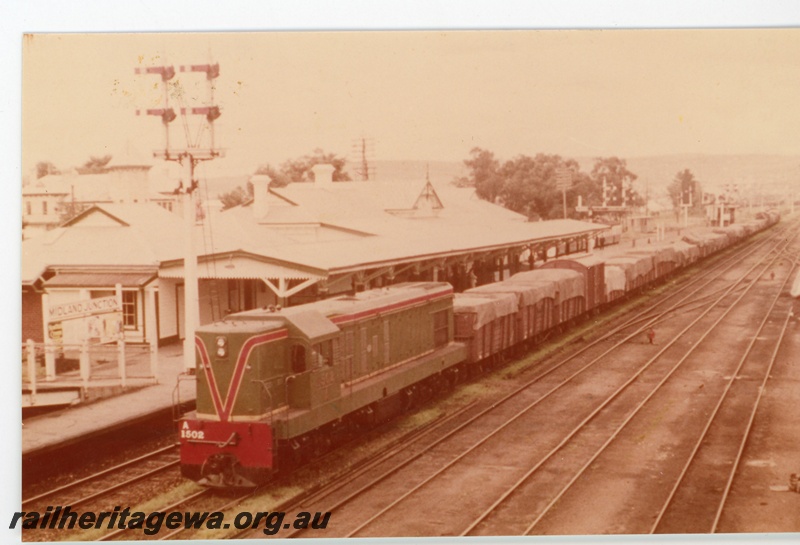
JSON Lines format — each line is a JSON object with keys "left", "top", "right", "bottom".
{"left": 311, "top": 164, "right": 335, "bottom": 187}
{"left": 250, "top": 174, "right": 271, "bottom": 219}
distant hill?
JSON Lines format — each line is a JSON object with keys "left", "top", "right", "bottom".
{"left": 369, "top": 155, "right": 799, "bottom": 195}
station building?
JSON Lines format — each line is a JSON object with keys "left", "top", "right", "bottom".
{"left": 22, "top": 165, "right": 610, "bottom": 347}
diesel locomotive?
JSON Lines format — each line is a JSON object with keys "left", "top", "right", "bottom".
{"left": 180, "top": 211, "right": 780, "bottom": 488}
{"left": 180, "top": 282, "right": 466, "bottom": 487}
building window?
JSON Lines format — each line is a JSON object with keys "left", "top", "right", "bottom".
{"left": 25, "top": 202, "right": 31, "bottom": 216}
{"left": 122, "top": 291, "right": 138, "bottom": 328}
{"left": 42, "top": 201, "right": 48, "bottom": 215}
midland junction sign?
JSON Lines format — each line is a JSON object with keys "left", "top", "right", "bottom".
{"left": 48, "top": 296, "right": 120, "bottom": 322}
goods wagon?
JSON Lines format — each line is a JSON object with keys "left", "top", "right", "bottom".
{"left": 509, "top": 269, "right": 586, "bottom": 326}
{"left": 466, "top": 281, "right": 557, "bottom": 347}
{"left": 453, "top": 292, "right": 518, "bottom": 364}
{"left": 604, "top": 254, "right": 655, "bottom": 293}
{"left": 627, "top": 245, "right": 679, "bottom": 279}
{"left": 538, "top": 255, "right": 606, "bottom": 313}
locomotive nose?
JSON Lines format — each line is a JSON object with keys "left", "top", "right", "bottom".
{"left": 200, "top": 453, "right": 257, "bottom": 489}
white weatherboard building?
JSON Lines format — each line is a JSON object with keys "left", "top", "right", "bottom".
{"left": 22, "top": 155, "right": 180, "bottom": 239}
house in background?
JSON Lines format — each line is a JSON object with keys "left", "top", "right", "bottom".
{"left": 22, "top": 154, "right": 181, "bottom": 239}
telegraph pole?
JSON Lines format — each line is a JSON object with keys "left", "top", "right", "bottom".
{"left": 136, "top": 62, "right": 224, "bottom": 373}
{"left": 350, "top": 137, "right": 376, "bottom": 181}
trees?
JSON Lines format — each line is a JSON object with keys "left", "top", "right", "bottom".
{"left": 667, "top": 169, "right": 703, "bottom": 212}
{"left": 590, "top": 157, "right": 643, "bottom": 207}
{"left": 218, "top": 183, "right": 253, "bottom": 211}
{"left": 35, "top": 161, "right": 60, "bottom": 179}
{"left": 219, "top": 149, "right": 350, "bottom": 211}
{"left": 455, "top": 148, "right": 503, "bottom": 203}
{"left": 254, "top": 149, "right": 351, "bottom": 188}
{"left": 458, "top": 149, "right": 593, "bottom": 220}
{"left": 77, "top": 155, "right": 113, "bottom": 174}
{"left": 498, "top": 153, "right": 576, "bottom": 219}
{"left": 457, "top": 150, "right": 646, "bottom": 219}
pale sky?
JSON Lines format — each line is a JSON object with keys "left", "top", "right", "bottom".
{"left": 21, "top": 28, "right": 800, "bottom": 177}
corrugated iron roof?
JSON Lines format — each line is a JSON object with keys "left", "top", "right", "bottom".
{"left": 21, "top": 203, "right": 183, "bottom": 283}
{"left": 44, "top": 272, "right": 157, "bottom": 288}
{"left": 23, "top": 180, "right": 610, "bottom": 285}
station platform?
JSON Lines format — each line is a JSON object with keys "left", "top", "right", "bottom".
{"left": 22, "top": 343, "right": 196, "bottom": 458}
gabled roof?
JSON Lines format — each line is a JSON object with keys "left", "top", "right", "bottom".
{"left": 61, "top": 206, "right": 130, "bottom": 227}
{"left": 21, "top": 203, "right": 185, "bottom": 284}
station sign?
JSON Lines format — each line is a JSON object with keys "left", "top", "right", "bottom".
{"left": 48, "top": 296, "right": 120, "bottom": 322}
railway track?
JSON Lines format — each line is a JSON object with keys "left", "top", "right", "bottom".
{"left": 457, "top": 230, "right": 799, "bottom": 536}
{"left": 651, "top": 253, "right": 798, "bottom": 534}
{"left": 94, "top": 488, "right": 215, "bottom": 541}
{"left": 22, "top": 444, "right": 180, "bottom": 511}
{"left": 230, "top": 221, "right": 796, "bottom": 538}
{"left": 91, "top": 402, "right": 480, "bottom": 540}
{"left": 345, "top": 225, "right": 795, "bottom": 537}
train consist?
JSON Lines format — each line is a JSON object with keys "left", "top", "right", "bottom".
{"left": 180, "top": 211, "right": 780, "bottom": 487}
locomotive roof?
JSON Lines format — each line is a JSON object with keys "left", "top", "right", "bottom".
{"left": 286, "top": 282, "right": 453, "bottom": 318}
{"left": 200, "top": 282, "right": 453, "bottom": 340}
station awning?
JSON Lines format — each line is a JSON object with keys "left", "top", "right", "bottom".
{"left": 44, "top": 272, "right": 157, "bottom": 288}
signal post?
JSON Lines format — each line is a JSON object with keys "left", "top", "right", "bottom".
{"left": 136, "top": 62, "right": 224, "bottom": 373}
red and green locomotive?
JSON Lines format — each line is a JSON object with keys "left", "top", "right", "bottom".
{"left": 180, "top": 282, "right": 466, "bottom": 487}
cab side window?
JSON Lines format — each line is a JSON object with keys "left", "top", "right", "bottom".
{"left": 291, "top": 344, "right": 306, "bottom": 373}
{"left": 314, "top": 340, "right": 334, "bottom": 367}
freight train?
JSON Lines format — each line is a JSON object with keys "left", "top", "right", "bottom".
{"left": 180, "top": 212, "right": 780, "bottom": 487}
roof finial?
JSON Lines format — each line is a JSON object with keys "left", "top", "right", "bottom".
{"left": 426, "top": 163, "right": 430, "bottom": 183}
